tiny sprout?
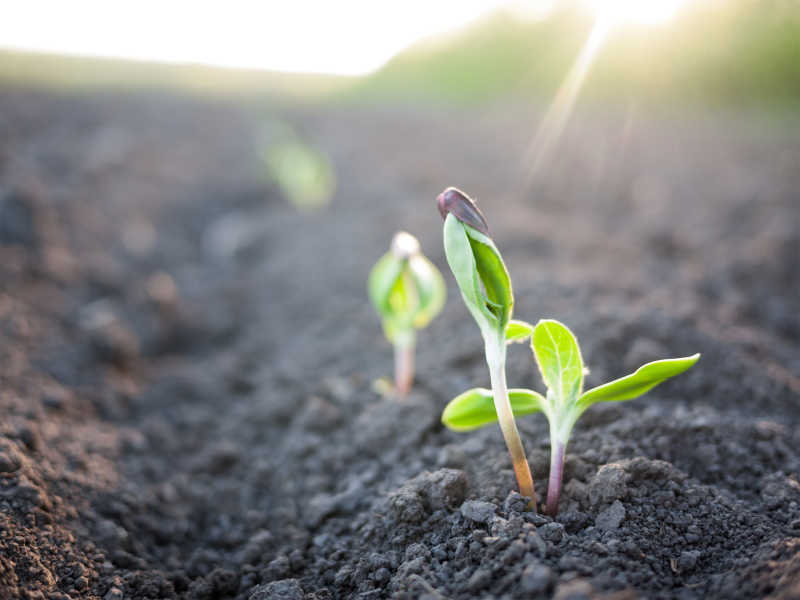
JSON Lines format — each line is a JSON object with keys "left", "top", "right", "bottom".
{"left": 368, "top": 231, "right": 446, "bottom": 397}
{"left": 443, "top": 318, "right": 699, "bottom": 515}
{"left": 437, "top": 187, "right": 536, "bottom": 504}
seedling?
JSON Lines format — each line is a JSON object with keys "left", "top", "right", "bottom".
{"left": 443, "top": 318, "right": 699, "bottom": 515}
{"left": 369, "top": 231, "right": 446, "bottom": 397}
{"left": 437, "top": 187, "right": 536, "bottom": 503}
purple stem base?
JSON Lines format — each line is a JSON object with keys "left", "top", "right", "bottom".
{"left": 545, "top": 441, "right": 566, "bottom": 516}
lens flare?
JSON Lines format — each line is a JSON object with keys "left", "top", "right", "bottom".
{"left": 523, "top": 17, "right": 613, "bottom": 183}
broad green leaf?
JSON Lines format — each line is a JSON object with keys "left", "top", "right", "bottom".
{"left": 368, "top": 252, "right": 404, "bottom": 317}
{"left": 442, "top": 387, "right": 545, "bottom": 432}
{"left": 506, "top": 319, "right": 534, "bottom": 344}
{"left": 577, "top": 354, "right": 700, "bottom": 412}
{"left": 532, "top": 320, "right": 584, "bottom": 405}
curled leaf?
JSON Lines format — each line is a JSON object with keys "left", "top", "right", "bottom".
{"left": 443, "top": 211, "right": 513, "bottom": 335}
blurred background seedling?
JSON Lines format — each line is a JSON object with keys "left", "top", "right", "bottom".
{"left": 369, "top": 231, "right": 446, "bottom": 398}
{"left": 258, "top": 121, "right": 335, "bottom": 212}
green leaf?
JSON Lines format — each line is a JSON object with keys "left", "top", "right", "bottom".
{"left": 506, "top": 319, "right": 534, "bottom": 344}
{"left": 443, "top": 214, "right": 483, "bottom": 324}
{"left": 466, "top": 229, "right": 513, "bottom": 329}
{"left": 532, "top": 319, "right": 584, "bottom": 405}
{"left": 368, "top": 252, "right": 404, "bottom": 317}
{"left": 442, "top": 213, "right": 513, "bottom": 335}
{"left": 442, "top": 387, "right": 545, "bottom": 432}
{"left": 577, "top": 354, "right": 700, "bottom": 412}
{"left": 369, "top": 237, "right": 446, "bottom": 342}
{"left": 408, "top": 255, "right": 446, "bottom": 329}
{"left": 264, "top": 139, "right": 335, "bottom": 211}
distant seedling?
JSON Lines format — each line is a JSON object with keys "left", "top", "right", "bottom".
{"left": 369, "top": 231, "right": 446, "bottom": 398}
{"left": 260, "top": 121, "right": 335, "bottom": 211}
{"left": 437, "top": 187, "right": 536, "bottom": 503}
{"left": 443, "top": 318, "right": 699, "bottom": 515}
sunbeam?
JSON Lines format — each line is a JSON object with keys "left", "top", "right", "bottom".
{"left": 522, "top": 17, "right": 613, "bottom": 184}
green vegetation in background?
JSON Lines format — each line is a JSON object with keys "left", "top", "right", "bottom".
{"left": 349, "top": 12, "right": 591, "bottom": 105}
{"left": 347, "top": 1, "right": 800, "bottom": 107}
{"left": 1, "top": 0, "right": 797, "bottom": 108}
{"left": 0, "top": 49, "right": 352, "bottom": 99}
{"left": 257, "top": 121, "right": 335, "bottom": 211}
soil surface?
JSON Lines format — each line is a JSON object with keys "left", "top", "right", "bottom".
{"left": 1, "top": 88, "right": 799, "bottom": 600}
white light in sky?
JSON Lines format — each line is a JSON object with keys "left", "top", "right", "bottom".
{"left": 0, "top": 1, "right": 685, "bottom": 76}
{"left": 0, "top": 0, "right": 514, "bottom": 76}
{"left": 582, "top": 0, "right": 687, "bottom": 25}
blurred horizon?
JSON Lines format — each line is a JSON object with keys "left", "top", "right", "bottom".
{"left": 2, "top": 0, "right": 799, "bottom": 108}
{"left": 2, "top": 0, "right": 522, "bottom": 77}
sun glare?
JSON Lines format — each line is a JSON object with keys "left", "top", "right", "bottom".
{"left": 522, "top": 18, "right": 613, "bottom": 182}
{"left": 0, "top": 0, "right": 508, "bottom": 76}
{"left": 583, "top": 0, "right": 687, "bottom": 25}
{"left": 521, "top": 0, "right": 687, "bottom": 185}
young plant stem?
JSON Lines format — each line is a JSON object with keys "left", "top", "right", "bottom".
{"left": 486, "top": 338, "right": 536, "bottom": 503}
{"left": 393, "top": 331, "right": 415, "bottom": 398}
{"left": 545, "top": 435, "right": 566, "bottom": 516}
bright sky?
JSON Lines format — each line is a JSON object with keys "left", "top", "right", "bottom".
{"left": 0, "top": 0, "right": 685, "bottom": 76}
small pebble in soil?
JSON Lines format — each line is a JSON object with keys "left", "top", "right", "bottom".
{"left": 595, "top": 500, "right": 626, "bottom": 531}
{"left": 261, "top": 555, "right": 291, "bottom": 581}
{"left": 678, "top": 550, "right": 701, "bottom": 572}
{"left": 553, "top": 578, "right": 596, "bottom": 600}
{"left": 460, "top": 500, "right": 497, "bottom": 523}
{"left": 420, "top": 468, "right": 467, "bottom": 510}
{"left": 589, "top": 463, "right": 628, "bottom": 506}
{"left": 249, "top": 578, "right": 304, "bottom": 600}
{"left": 522, "top": 562, "right": 554, "bottom": 594}
{"left": 103, "top": 587, "right": 123, "bottom": 600}
{"left": 467, "top": 567, "right": 492, "bottom": 591}
{"left": 503, "top": 490, "right": 528, "bottom": 514}
{"left": 539, "top": 522, "right": 565, "bottom": 544}
{"left": 387, "top": 469, "right": 467, "bottom": 524}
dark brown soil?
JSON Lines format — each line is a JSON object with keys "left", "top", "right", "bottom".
{"left": 1, "top": 88, "right": 799, "bottom": 600}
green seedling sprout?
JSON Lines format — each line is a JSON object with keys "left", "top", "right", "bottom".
{"left": 369, "top": 231, "right": 446, "bottom": 398}
{"left": 443, "top": 317, "right": 699, "bottom": 515}
{"left": 437, "top": 187, "right": 536, "bottom": 503}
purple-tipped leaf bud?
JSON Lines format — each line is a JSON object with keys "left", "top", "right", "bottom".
{"left": 436, "top": 187, "right": 490, "bottom": 236}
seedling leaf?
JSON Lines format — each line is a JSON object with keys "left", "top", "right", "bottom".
{"left": 532, "top": 319, "right": 584, "bottom": 405}
{"left": 408, "top": 255, "right": 447, "bottom": 328}
{"left": 369, "top": 231, "right": 446, "bottom": 397}
{"left": 443, "top": 213, "right": 489, "bottom": 328}
{"left": 506, "top": 319, "right": 534, "bottom": 344}
{"left": 439, "top": 188, "right": 535, "bottom": 502}
{"left": 466, "top": 229, "right": 513, "bottom": 329}
{"left": 442, "top": 387, "right": 545, "bottom": 432}
{"left": 368, "top": 253, "right": 405, "bottom": 318}
{"left": 577, "top": 354, "right": 700, "bottom": 412}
